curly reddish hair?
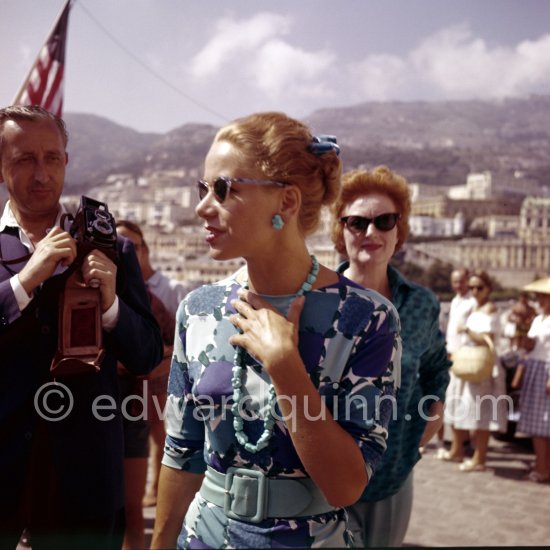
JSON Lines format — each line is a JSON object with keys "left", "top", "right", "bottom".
{"left": 330, "top": 166, "right": 411, "bottom": 257}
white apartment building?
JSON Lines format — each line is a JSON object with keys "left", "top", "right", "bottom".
{"left": 409, "top": 195, "right": 550, "bottom": 287}
{"left": 409, "top": 214, "right": 465, "bottom": 237}
{"left": 447, "top": 171, "right": 492, "bottom": 200}
{"left": 470, "top": 215, "right": 520, "bottom": 238}
{"left": 520, "top": 196, "right": 550, "bottom": 242}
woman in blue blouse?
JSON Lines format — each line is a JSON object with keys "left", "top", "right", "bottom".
{"left": 330, "top": 166, "right": 450, "bottom": 548}
{"left": 151, "top": 114, "right": 401, "bottom": 549}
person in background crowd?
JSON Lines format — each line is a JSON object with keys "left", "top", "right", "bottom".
{"left": 151, "top": 112, "right": 401, "bottom": 549}
{"left": 512, "top": 277, "right": 550, "bottom": 483}
{"left": 330, "top": 166, "right": 450, "bottom": 548}
{"left": 445, "top": 269, "right": 507, "bottom": 471}
{"left": 123, "top": 222, "right": 190, "bottom": 318}
{"left": 437, "top": 268, "right": 476, "bottom": 460}
{"left": 116, "top": 220, "right": 187, "bottom": 513}
{"left": 504, "top": 290, "right": 537, "bottom": 352}
{"left": 0, "top": 105, "right": 162, "bottom": 550}
{"left": 114, "top": 220, "right": 179, "bottom": 548}
{"left": 499, "top": 290, "right": 538, "bottom": 430}
{"left": 446, "top": 269, "right": 476, "bottom": 355}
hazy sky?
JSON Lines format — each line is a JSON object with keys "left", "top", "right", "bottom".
{"left": 2, "top": 0, "right": 550, "bottom": 133}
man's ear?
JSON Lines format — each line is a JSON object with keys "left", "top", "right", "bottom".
{"left": 279, "top": 185, "right": 302, "bottom": 221}
{"left": 65, "top": 152, "right": 69, "bottom": 165}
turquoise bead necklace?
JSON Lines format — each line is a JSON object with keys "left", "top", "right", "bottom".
{"left": 231, "top": 254, "right": 320, "bottom": 453}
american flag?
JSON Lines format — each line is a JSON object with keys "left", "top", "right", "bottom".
{"left": 13, "top": 0, "right": 72, "bottom": 117}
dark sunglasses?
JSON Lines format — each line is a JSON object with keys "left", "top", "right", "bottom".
{"left": 340, "top": 213, "right": 401, "bottom": 233}
{"left": 469, "top": 285, "right": 486, "bottom": 291}
{"left": 198, "top": 176, "right": 288, "bottom": 203}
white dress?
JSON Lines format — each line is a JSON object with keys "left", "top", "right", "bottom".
{"left": 446, "top": 308, "right": 508, "bottom": 431}
{"left": 443, "top": 294, "right": 476, "bottom": 425}
{"left": 445, "top": 294, "right": 476, "bottom": 355}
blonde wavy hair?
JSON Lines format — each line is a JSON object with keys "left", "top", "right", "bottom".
{"left": 214, "top": 112, "right": 341, "bottom": 236}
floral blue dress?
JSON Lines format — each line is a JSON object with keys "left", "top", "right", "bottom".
{"left": 163, "top": 272, "right": 401, "bottom": 548}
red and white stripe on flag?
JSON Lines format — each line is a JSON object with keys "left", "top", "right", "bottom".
{"left": 13, "top": 1, "right": 72, "bottom": 117}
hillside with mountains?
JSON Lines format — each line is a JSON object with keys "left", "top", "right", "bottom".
{"left": 64, "top": 113, "right": 216, "bottom": 191}
{"left": 307, "top": 95, "right": 550, "bottom": 189}
{"left": 63, "top": 96, "right": 550, "bottom": 192}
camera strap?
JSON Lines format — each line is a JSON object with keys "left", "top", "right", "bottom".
{"left": 0, "top": 251, "right": 32, "bottom": 266}
{"left": 0, "top": 214, "right": 74, "bottom": 268}
{"left": 60, "top": 212, "right": 74, "bottom": 227}
{"left": 0, "top": 227, "right": 32, "bottom": 269}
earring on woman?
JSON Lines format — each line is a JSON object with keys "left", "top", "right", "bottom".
{"left": 271, "top": 214, "right": 285, "bottom": 230}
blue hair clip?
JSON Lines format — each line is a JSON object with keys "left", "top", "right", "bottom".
{"left": 309, "top": 134, "right": 341, "bottom": 157}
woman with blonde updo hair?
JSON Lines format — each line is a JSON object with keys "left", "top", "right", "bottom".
{"left": 214, "top": 111, "right": 341, "bottom": 235}
{"left": 330, "top": 166, "right": 450, "bottom": 548}
{"left": 152, "top": 113, "right": 401, "bottom": 549}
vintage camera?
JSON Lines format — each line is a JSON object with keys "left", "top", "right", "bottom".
{"left": 70, "top": 196, "right": 118, "bottom": 260}
{"left": 50, "top": 196, "right": 117, "bottom": 377}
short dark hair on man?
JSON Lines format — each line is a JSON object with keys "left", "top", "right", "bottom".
{"left": 116, "top": 219, "right": 149, "bottom": 251}
{"left": 116, "top": 219, "right": 144, "bottom": 239}
{"left": 0, "top": 105, "right": 69, "bottom": 152}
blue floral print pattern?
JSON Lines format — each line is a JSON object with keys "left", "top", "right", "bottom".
{"left": 337, "top": 293, "right": 375, "bottom": 337}
{"left": 163, "top": 272, "right": 401, "bottom": 548}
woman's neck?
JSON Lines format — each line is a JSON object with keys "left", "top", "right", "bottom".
{"left": 344, "top": 261, "right": 391, "bottom": 300}
{"left": 244, "top": 243, "right": 316, "bottom": 296}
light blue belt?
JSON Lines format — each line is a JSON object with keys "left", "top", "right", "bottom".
{"left": 200, "top": 466, "right": 336, "bottom": 523}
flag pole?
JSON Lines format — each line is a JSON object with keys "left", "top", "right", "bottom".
{"left": 12, "top": 0, "right": 73, "bottom": 104}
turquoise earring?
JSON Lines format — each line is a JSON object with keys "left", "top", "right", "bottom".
{"left": 271, "top": 214, "right": 284, "bottom": 230}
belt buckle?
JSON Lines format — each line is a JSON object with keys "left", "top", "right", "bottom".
{"left": 224, "top": 467, "right": 268, "bottom": 523}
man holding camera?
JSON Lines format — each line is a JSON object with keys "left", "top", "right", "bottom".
{"left": 0, "top": 105, "right": 163, "bottom": 549}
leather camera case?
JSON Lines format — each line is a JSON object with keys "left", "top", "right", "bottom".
{"left": 50, "top": 271, "right": 105, "bottom": 377}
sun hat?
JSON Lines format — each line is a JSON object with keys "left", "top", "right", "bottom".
{"left": 523, "top": 276, "right": 550, "bottom": 295}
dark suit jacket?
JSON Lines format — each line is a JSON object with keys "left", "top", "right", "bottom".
{"left": 0, "top": 225, "right": 163, "bottom": 526}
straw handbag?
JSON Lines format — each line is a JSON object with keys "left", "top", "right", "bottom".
{"left": 451, "top": 334, "right": 495, "bottom": 383}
